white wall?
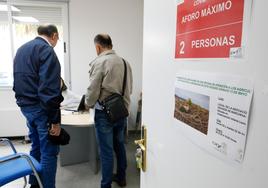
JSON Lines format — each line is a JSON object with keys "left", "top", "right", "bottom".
{"left": 0, "top": 90, "right": 27, "bottom": 137}
{"left": 69, "top": 0, "right": 143, "bottom": 129}
{"left": 142, "top": 0, "right": 268, "bottom": 187}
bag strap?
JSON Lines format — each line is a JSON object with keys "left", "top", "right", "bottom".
{"left": 98, "top": 58, "right": 127, "bottom": 105}
{"left": 122, "top": 59, "right": 127, "bottom": 96}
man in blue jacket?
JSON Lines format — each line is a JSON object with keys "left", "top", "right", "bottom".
{"left": 13, "top": 24, "right": 63, "bottom": 188}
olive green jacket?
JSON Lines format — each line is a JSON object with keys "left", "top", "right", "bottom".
{"left": 85, "top": 50, "right": 133, "bottom": 111}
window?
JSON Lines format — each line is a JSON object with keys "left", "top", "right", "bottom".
{"left": 0, "top": 2, "right": 12, "bottom": 86}
{"left": 0, "top": 1, "right": 69, "bottom": 87}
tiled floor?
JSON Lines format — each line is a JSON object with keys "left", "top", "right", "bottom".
{"left": 0, "top": 133, "right": 140, "bottom": 188}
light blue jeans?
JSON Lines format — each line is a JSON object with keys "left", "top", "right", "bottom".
{"left": 21, "top": 105, "right": 59, "bottom": 188}
{"left": 94, "top": 109, "right": 127, "bottom": 188}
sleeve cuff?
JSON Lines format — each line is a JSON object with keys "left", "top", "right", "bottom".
{"left": 48, "top": 109, "right": 61, "bottom": 124}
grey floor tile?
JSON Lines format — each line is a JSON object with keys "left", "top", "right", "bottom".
{"left": 1, "top": 133, "right": 140, "bottom": 188}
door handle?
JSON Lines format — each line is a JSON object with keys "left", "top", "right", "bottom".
{"left": 134, "top": 125, "right": 147, "bottom": 172}
{"left": 134, "top": 139, "right": 145, "bottom": 151}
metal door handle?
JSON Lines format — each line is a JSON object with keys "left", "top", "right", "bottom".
{"left": 134, "top": 126, "right": 147, "bottom": 172}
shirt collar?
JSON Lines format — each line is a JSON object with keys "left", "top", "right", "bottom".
{"left": 38, "top": 35, "right": 52, "bottom": 46}
{"left": 98, "top": 49, "right": 115, "bottom": 57}
{"left": 89, "top": 50, "right": 116, "bottom": 67}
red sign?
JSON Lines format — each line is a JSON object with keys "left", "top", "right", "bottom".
{"left": 175, "top": 0, "right": 245, "bottom": 58}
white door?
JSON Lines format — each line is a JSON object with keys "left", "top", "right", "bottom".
{"left": 141, "top": 0, "right": 268, "bottom": 188}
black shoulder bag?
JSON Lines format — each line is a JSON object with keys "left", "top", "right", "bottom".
{"left": 100, "top": 59, "right": 129, "bottom": 123}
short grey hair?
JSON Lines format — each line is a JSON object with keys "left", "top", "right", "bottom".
{"left": 94, "top": 34, "right": 113, "bottom": 49}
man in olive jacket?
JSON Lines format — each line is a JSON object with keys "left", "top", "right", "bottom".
{"left": 85, "top": 34, "right": 133, "bottom": 188}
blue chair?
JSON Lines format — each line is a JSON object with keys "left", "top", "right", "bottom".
{"left": 0, "top": 138, "right": 43, "bottom": 188}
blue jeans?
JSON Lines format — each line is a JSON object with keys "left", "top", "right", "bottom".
{"left": 21, "top": 105, "right": 59, "bottom": 188}
{"left": 94, "top": 109, "right": 127, "bottom": 188}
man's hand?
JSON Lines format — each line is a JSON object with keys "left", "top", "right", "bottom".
{"left": 84, "top": 103, "right": 90, "bottom": 111}
{"left": 49, "top": 123, "right": 61, "bottom": 136}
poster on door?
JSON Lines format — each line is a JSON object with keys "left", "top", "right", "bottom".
{"left": 175, "top": 0, "right": 250, "bottom": 58}
{"left": 174, "top": 70, "right": 253, "bottom": 164}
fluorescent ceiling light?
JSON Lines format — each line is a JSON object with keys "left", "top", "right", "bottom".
{"left": 0, "top": 5, "right": 21, "bottom": 12}
{"left": 13, "top": 16, "right": 39, "bottom": 23}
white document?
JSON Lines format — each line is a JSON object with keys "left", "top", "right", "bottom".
{"left": 174, "top": 70, "right": 253, "bottom": 164}
{"left": 61, "top": 90, "right": 83, "bottom": 111}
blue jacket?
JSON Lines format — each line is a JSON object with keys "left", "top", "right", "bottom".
{"left": 13, "top": 37, "right": 63, "bottom": 124}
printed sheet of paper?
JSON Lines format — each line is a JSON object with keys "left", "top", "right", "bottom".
{"left": 174, "top": 70, "right": 253, "bottom": 164}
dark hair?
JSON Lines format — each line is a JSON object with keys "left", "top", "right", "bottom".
{"left": 94, "top": 34, "right": 113, "bottom": 49}
{"left": 37, "top": 24, "right": 58, "bottom": 37}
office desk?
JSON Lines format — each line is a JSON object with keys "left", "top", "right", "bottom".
{"left": 59, "top": 110, "right": 99, "bottom": 173}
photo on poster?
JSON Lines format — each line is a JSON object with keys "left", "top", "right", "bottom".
{"left": 174, "top": 88, "right": 210, "bottom": 135}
